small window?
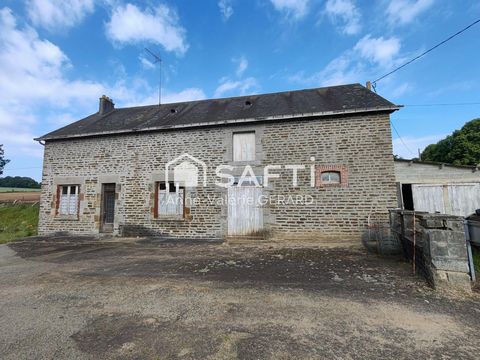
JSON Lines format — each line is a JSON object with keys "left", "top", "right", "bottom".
{"left": 321, "top": 171, "right": 341, "bottom": 184}
{"left": 233, "top": 132, "right": 255, "bottom": 161}
{"left": 58, "top": 185, "right": 79, "bottom": 216}
{"left": 156, "top": 182, "right": 185, "bottom": 217}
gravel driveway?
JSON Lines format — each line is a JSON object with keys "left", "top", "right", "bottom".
{"left": 1, "top": 236, "right": 479, "bottom": 359}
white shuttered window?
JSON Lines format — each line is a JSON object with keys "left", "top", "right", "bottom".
{"left": 158, "top": 182, "right": 184, "bottom": 217}
{"left": 59, "top": 185, "right": 79, "bottom": 216}
{"left": 233, "top": 132, "right": 255, "bottom": 161}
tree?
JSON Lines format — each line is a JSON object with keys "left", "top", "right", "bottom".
{"left": 0, "top": 144, "right": 9, "bottom": 176}
{"left": 421, "top": 118, "right": 480, "bottom": 166}
{"left": 0, "top": 176, "right": 41, "bottom": 189}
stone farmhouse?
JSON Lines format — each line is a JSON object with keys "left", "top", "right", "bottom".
{"left": 35, "top": 84, "right": 400, "bottom": 243}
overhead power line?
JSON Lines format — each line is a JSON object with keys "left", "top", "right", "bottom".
{"left": 390, "top": 120, "right": 416, "bottom": 157}
{"left": 373, "top": 18, "right": 480, "bottom": 86}
{"left": 404, "top": 101, "right": 480, "bottom": 107}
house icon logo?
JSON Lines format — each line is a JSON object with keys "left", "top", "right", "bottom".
{"left": 165, "top": 153, "right": 207, "bottom": 187}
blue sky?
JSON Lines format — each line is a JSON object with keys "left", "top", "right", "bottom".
{"left": 1, "top": 0, "right": 479, "bottom": 181}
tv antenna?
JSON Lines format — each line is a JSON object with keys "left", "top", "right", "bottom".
{"left": 144, "top": 48, "right": 162, "bottom": 106}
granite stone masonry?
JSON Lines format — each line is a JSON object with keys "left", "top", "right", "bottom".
{"left": 37, "top": 85, "right": 399, "bottom": 244}
{"left": 38, "top": 113, "right": 397, "bottom": 243}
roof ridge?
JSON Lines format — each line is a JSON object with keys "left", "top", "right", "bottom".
{"left": 114, "top": 83, "right": 364, "bottom": 111}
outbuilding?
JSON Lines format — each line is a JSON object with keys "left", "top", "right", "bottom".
{"left": 394, "top": 159, "right": 480, "bottom": 216}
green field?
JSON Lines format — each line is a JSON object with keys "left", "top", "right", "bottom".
{"left": 0, "top": 204, "right": 39, "bottom": 243}
{"left": 0, "top": 187, "right": 41, "bottom": 192}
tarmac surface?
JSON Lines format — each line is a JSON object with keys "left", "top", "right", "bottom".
{"left": 1, "top": 236, "right": 479, "bottom": 359}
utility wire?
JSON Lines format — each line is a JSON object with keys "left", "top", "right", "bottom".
{"left": 391, "top": 120, "right": 416, "bottom": 157}
{"left": 404, "top": 102, "right": 480, "bottom": 107}
{"left": 3, "top": 166, "right": 43, "bottom": 170}
{"left": 373, "top": 18, "right": 480, "bottom": 85}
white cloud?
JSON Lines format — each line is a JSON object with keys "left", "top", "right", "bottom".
{"left": 392, "top": 133, "right": 445, "bottom": 159}
{"left": 163, "top": 88, "right": 206, "bottom": 103}
{"left": 324, "top": 0, "right": 361, "bottom": 35}
{"left": 125, "top": 88, "right": 206, "bottom": 107}
{"left": 0, "top": 7, "right": 203, "bottom": 169}
{"left": 26, "top": 0, "right": 94, "bottom": 31}
{"left": 354, "top": 35, "right": 401, "bottom": 67}
{"left": 289, "top": 34, "right": 402, "bottom": 87}
{"left": 218, "top": 0, "right": 234, "bottom": 20}
{"left": 234, "top": 56, "right": 248, "bottom": 77}
{"left": 386, "top": 0, "right": 434, "bottom": 25}
{"left": 105, "top": 3, "right": 188, "bottom": 55}
{"left": 214, "top": 77, "right": 259, "bottom": 98}
{"left": 389, "top": 82, "right": 411, "bottom": 98}
{"left": 270, "top": 0, "right": 309, "bottom": 19}
{"left": 139, "top": 54, "right": 156, "bottom": 70}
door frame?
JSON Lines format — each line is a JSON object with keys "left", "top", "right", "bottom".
{"left": 227, "top": 184, "right": 264, "bottom": 238}
{"left": 100, "top": 183, "right": 116, "bottom": 233}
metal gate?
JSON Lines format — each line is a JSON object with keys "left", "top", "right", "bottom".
{"left": 227, "top": 186, "right": 263, "bottom": 237}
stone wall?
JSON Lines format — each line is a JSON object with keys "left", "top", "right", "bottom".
{"left": 38, "top": 112, "right": 397, "bottom": 243}
{"left": 390, "top": 210, "right": 472, "bottom": 291}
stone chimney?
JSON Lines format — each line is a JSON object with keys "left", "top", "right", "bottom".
{"left": 99, "top": 95, "right": 115, "bottom": 115}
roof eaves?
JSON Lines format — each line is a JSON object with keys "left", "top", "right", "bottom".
{"left": 395, "top": 158, "right": 480, "bottom": 171}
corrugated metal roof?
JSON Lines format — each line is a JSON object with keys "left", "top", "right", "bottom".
{"left": 36, "top": 83, "right": 399, "bottom": 141}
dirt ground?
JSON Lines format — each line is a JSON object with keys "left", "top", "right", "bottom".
{"left": 0, "top": 192, "right": 40, "bottom": 202}
{"left": 1, "top": 236, "right": 479, "bottom": 359}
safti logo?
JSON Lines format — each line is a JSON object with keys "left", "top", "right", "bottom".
{"left": 165, "top": 153, "right": 328, "bottom": 188}
{"left": 165, "top": 153, "right": 207, "bottom": 187}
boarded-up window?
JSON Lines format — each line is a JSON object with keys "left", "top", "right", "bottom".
{"left": 233, "top": 132, "right": 255, "bottom": 161}
{"left": 58, "top": 185, "right": 79, "bottom": 216}
{"left": 157, "top": 182, "right": 185, "bottom": 217}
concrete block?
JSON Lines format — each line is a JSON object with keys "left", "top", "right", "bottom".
{"left": 421, "top": 218, "right": 445, "bottom": 229}
{"left": 431, "top": 258, "right": 469, "bottom": 272}
{"left": 444, "top": 220, "right": 465, "bottom": 232}
{"left": 433, "top": 270, "right": 471, "bottom": 292}
{"left": 429, "top": 240, "right": 449, "bottom": 257}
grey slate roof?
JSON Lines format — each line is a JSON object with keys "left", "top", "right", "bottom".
{"left": 36, "top": 83, "right": 399, "bottom": 141}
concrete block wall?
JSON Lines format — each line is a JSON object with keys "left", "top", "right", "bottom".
{"left": 39, "top": 112, "right": 397, "bottom": 243}
{"left": 390, "top": 210, "right": 472, "bottom": 291}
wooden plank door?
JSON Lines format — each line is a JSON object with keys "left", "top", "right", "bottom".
{"left": 412, "top": 184, "right": 445, "bottom": 213}
{"left": 228, "top": 186, "right": 263, "bottom": 237}
{"left": 448, "top": 184, "right": 480, "bottom": 216}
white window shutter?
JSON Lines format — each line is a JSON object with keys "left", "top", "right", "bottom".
{"left": 233, "top": 132, "right": 255, "bottom": 161}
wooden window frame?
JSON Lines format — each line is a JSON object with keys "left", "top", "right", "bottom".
{"left": 316, "top": 165, "right": 348, "bottom": 188}
{"left": 154, "top": 182, "right": 186, "bottom": 218}
{"left": 56, "top": 184, "right": 80, "bottom": 217}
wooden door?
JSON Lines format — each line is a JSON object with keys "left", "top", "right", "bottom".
{"left": 100, "top": 183, "right": 116, "bottom": 233}
{"left": 412, "top": 184, "right": 445, "bottom": 213}
{"left": 228, "top": 186, "right": 263, "bottom": 237}
{"left": 448, "top": 184, "right": 480, "bottom": 216}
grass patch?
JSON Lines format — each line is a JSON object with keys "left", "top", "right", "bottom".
{"left": 472, "top": 246, "right": 480, "bottom": 276}
{"left": 0, "top": 187, "right": 41, "bottom": 192}
{"left": 0, "top": 204, "right": 39, "bottom": 243}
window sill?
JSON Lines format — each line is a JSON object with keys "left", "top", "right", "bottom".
{"left": 229, "top": 160, "right": 261, "bottom": 166}
{"left": 153, "top": 216, "right": 186, "bottom": 222}
{"left": 54, "top": 215, "right": 79, "bottom": 221}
